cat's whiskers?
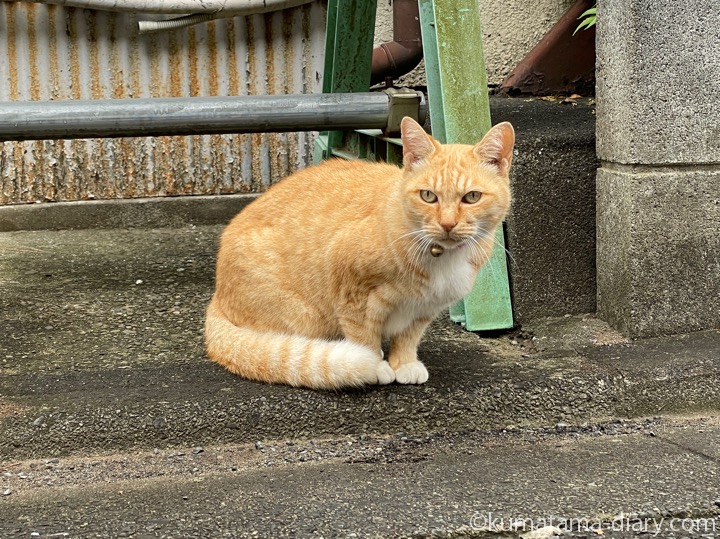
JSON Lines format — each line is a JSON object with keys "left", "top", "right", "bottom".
{"left": 407, "top": 234, "right": 433, "bottom": 272}
{"left": 475, "top": 224, "right": 518, "bottom": 268}
{"left": 471, "top": 234, "right": 506, "bottom": 284}
{"left": 388, "top": 226, "right": 431, "bottom": 277}
{"left": 465, "top": 235, "right": 498, "bottom": 280}
{"left": 414, "top": 237, "right": 433, "bottom": 268}
{"left": 403, "top": 234, "right": 423, "bottom": 268}
{"left": 390, "top": 228, "right": 424, "bottom": 248}
{"left": 465, "top": 236, "right": 487, "bottom": 265}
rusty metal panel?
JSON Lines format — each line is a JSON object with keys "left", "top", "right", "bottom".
{"left": 0, "top": 1, "right": 326, "bottom": 204}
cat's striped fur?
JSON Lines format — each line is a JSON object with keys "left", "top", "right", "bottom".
{"left": 205, "top": 117, "right": 514, "bottom": 389}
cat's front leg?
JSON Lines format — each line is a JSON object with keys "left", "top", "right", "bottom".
{"left": 337, "top": 310, "right": 383, "bottom": 357}
{"left": 387, "top": 317, "right": 432, "bottom": 384}
{"left": 337, "top": 293, "right": 395, "bottom": 385}
{"left": 337, "top": 288, "right": 394, "bottom": 356}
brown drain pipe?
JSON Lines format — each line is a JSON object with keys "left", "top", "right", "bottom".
{"left": 499, "top": 0, "right": 596, "bottom": 95}
{"left": 370, "top": 0, "right": 423, "bottom": 86}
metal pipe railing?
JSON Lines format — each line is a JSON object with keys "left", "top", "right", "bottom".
{"left": 0, "top": 91, "right": 426, "bottom": 142}
{"left": 18, "top": 0, "right": 307, "bottom": 14}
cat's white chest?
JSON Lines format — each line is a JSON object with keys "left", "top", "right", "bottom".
{"left": 384, "top": 249, "right": 477, "bottom": 336}
{"left": 425, "top": 249, "right": 477, "bottom": 303}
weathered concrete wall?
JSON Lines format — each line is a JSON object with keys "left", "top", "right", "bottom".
{"left": 596, "top": 0, "right": 720, "bottom": 337}
{"left": 495, "top": 98, "right": 598, "bottom": 321}
{"left": 597, "top": 167, "right": 720, "bottom": 337}
{"left": 375, "top": 0, "right": 576, "bottom": 87}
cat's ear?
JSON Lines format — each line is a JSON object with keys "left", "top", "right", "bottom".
{"left": 401, "top": 116, "right": 437, "bottom": 172}
{"left": 473, "top": 122, "right": 515, "bottom": 177}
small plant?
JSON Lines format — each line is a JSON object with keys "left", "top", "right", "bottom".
{"left": 574, "top": 5, "right": 596, "bottom": 35}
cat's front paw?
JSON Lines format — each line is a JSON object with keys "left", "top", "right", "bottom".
{"left": 375, "top": 361, "right": 396, "bottom": 385}
{"left": 394, "top": 361, "right": 429, "bottom": 384}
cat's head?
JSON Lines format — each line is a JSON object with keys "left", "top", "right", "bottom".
{"left": 399, "top": 117, "right": 514, "bottom": 255}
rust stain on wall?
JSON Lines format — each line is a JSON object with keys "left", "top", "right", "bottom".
{"left": 225, "top": 21, "right": 239, "bottom": 97}
{"left": 5, "top": 2, "right": 19, "bottom": 101}
{"left": 45, "top": 6, "right": 64, "bottom": 203}
{"left": 109, "top": 15, "right": 125, "bottom": 99}
{"left": 283, "top": 8, "right": 299, "bottom": 175}
{"left": 0, "top": 2, "right": 326, "bottom": 206}
{"left": 223, "top": 18, "right": 244, "bottom": 194}
{"left": 46, "top": 5, "right": 60, "bottom": 100}
{"left": 264, "top": 12, "right": 284, "bottom": 184}
{"left": 66, "top": 9, "right": 82, "bottom": 100}
{"left": 26, "top": 4, "right": 40, "bottom": 101}
{"left": 206, "top": 22, "right": 219, "bottom": 96}
{"left": 245, "top": 15, "right": 263, "bottom": 194}
{"left": 14, "top": 4, "right": 42, "bottom": 201}
{"left": 127, "top": 18, "right": 141, "bottom": 98}
{"left": 186, "top": 27, "right": 199, "bottom": 97}
{"left": 87, "top": 10, "right": 102, "bottom": 100}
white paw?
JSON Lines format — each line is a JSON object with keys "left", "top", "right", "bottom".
{"left": 394, "top": 361, "right": 429, "bottom": 384}
{"left": 375, "top": 361, "right": 396, "bottom": 385}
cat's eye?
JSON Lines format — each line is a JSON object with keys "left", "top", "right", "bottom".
{"left": 462, "top": 191, "right": 482, "bottom": 204}
{"left": 420, "top": 190, "right": 438, "bottom": 203}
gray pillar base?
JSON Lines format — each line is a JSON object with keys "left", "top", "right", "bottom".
{"left": 596, "top": 0, "right": 720, "bottom": 337}
{"left": 597, "top": 166, "right": 720, "bottom": 337}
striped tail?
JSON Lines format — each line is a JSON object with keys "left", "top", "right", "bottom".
{"left": 204, "top": 301, "right": 396, "bottom": 389}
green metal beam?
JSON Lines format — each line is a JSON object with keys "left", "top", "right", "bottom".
{"left": 314, "top": 0, "right": 378, "bottom": 163}
{"left": 419, "top": 0, "right": 514, "bottom": 331}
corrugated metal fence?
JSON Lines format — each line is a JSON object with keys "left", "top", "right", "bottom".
{"left": 0, "top": 1, "right": 326, "bottom": 204}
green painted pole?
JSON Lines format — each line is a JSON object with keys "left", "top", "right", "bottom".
{"left": 419, "top": 0, "right": 514, "bottom": 331}
{"left": 314, "top": 0, "right": 378, "bottom": 163}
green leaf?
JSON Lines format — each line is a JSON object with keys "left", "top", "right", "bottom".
{"left": 573, "top": 5, "right": 597, "bottom": 35}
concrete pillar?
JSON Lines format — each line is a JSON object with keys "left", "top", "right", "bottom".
{"left": 596, "top": 0, "right": 720, "bottom": 337}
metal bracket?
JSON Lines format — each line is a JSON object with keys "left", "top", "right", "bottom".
{"left": 383, "top": 88, "right": 426, "bottom": 135}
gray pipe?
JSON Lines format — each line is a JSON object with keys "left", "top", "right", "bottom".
{"left": 0, "top": 92, "right": 425, "bottom": 142}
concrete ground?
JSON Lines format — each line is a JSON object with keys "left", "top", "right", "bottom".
{"left": 1, "top": 226, "right": 719, "bottom": 538}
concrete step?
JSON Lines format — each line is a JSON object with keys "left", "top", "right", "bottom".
{"left": 2, "top": 418, "right": 719, "bottom": 538}
{"left": 1, "top": 225, "right": 719, "bottom": 462}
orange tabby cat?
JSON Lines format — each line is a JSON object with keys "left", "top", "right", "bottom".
{"left": 205, "top": 117, "right": 514, "bottom": 389}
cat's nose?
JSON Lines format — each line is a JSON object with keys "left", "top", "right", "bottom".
{"left": 440, "top": 222, "right": 455, "bottom": 233}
